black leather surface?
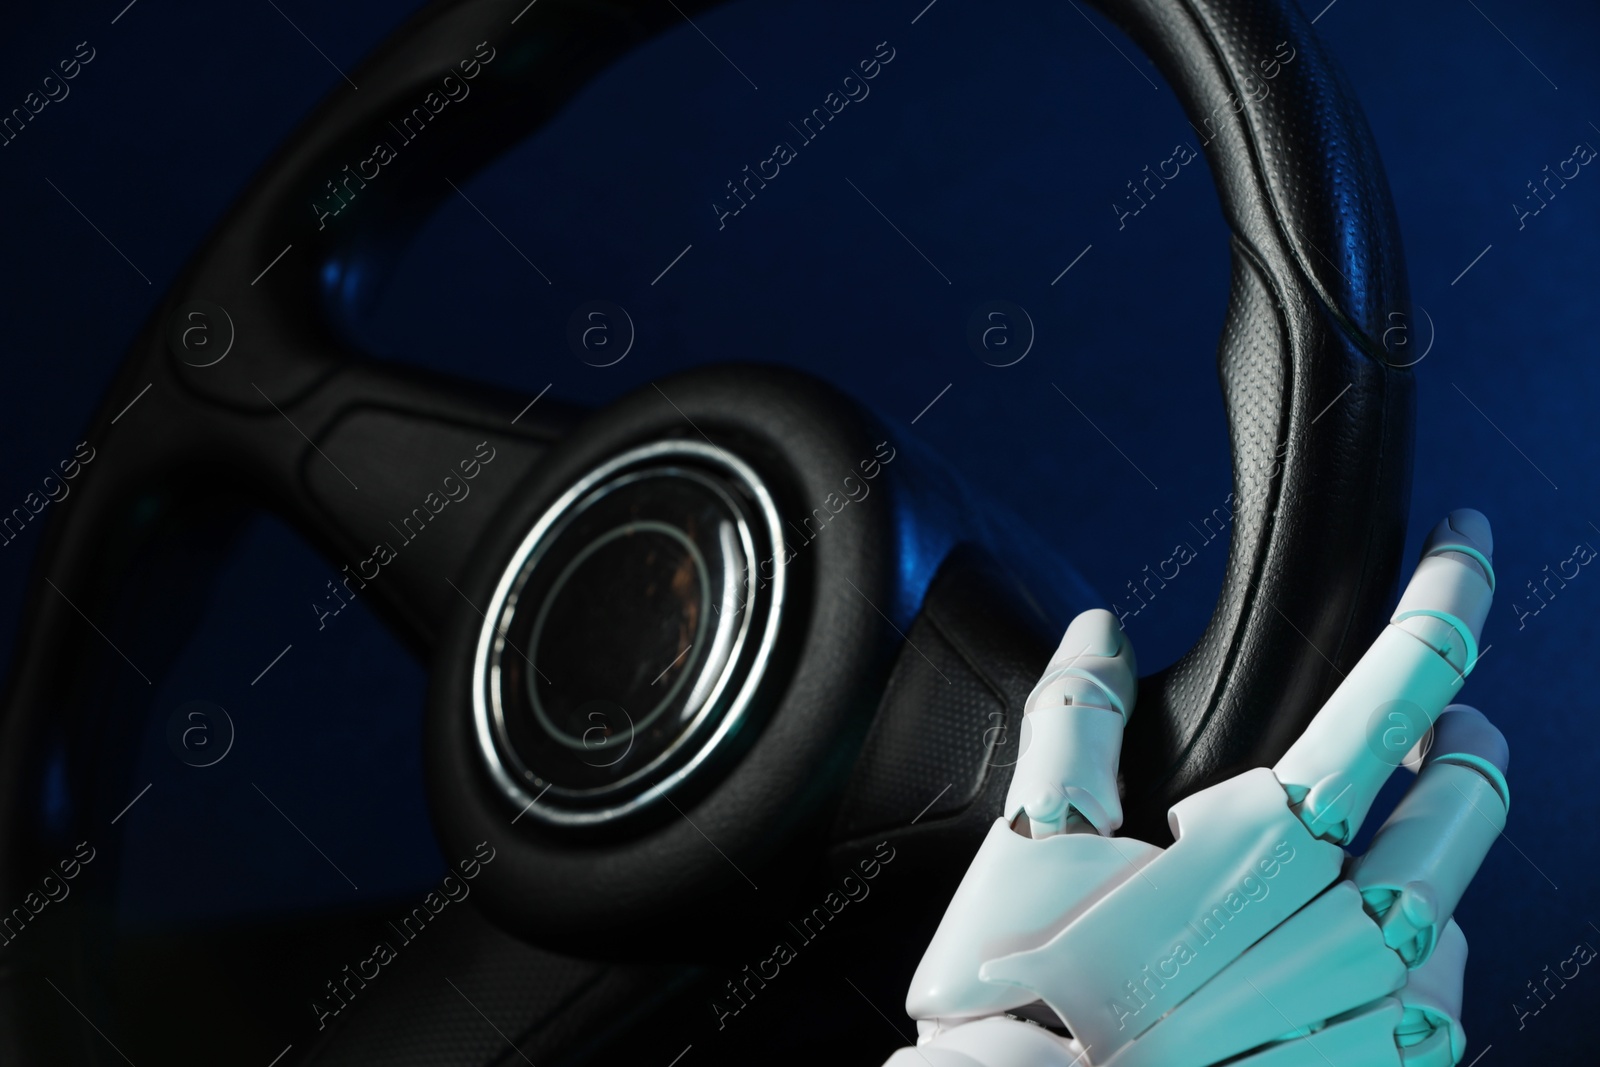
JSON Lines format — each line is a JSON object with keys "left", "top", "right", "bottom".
{"left": 1087, "top": 0, "right": 1414, "bottom": 838}
{"left": 833, "top": 626, "right": 1007, "bottom": 839}
{"left": 834, "top": 544, "right": 1059, "bottom": 845}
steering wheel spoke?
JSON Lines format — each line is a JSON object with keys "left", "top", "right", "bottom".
{"left": 215, "top": 359, "right": 574, "bottom": 648}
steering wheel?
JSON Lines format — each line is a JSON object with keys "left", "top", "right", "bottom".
{"left": 0, "top": 0, "right": 1415, "bottom": 1062}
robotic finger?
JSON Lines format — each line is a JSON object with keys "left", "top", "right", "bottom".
{"left": 1275, "top": 510, "right": 1496, "bottom": 846}
{"left": 1216, "top": 1000, "right": 1406, "bottom": 1067}
{"left": 1196, "top": 923, "right": 1469, "bottom": 1067}
{"left": 905, "top": 610, "right": 1154, "bottom": 1031}
{"left": 1349, "top": 706, "right": 1509, "bottom": 968}
{"left": 1392, "top": 921, "right": 1470, "bottom": 1067}
{"left": 1005, "top": 608, "right": 1139, "bottom": 839}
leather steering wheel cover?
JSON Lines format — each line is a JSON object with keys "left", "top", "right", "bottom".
{"left": 1082, "top": 0, "right": 1414, "bottom": 835}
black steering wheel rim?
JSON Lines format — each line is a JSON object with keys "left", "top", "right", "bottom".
{"left": 0, "top": 0, "right": 1413, "bottom": 1059}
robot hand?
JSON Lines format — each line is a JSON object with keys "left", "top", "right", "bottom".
{"left": 885, "top": 510, "right": 1505, "bottom": 1067}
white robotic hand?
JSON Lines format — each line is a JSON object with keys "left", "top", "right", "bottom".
{"left": 885, "top": 509, "right": 1505, "bottom": 1067}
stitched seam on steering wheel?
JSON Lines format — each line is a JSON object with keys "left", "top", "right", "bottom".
{"left": 1175, "top": 0, "right": 1404, "bottom": 372}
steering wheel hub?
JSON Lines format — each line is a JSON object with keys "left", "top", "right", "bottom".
{"left": 472, "top": 440, "right": 786, "bottom": 827}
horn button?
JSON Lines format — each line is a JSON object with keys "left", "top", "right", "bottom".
{"left": 471, "top": 441, "right": 786, "bottom": 827}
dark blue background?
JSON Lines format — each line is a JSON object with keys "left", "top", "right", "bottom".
{"left": 1, "top": 0, "right": 1595, "bottom": 1059}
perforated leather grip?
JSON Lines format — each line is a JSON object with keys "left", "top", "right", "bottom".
{"left": 1088, "top": 0, "right": 1414, "bottom": 836}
